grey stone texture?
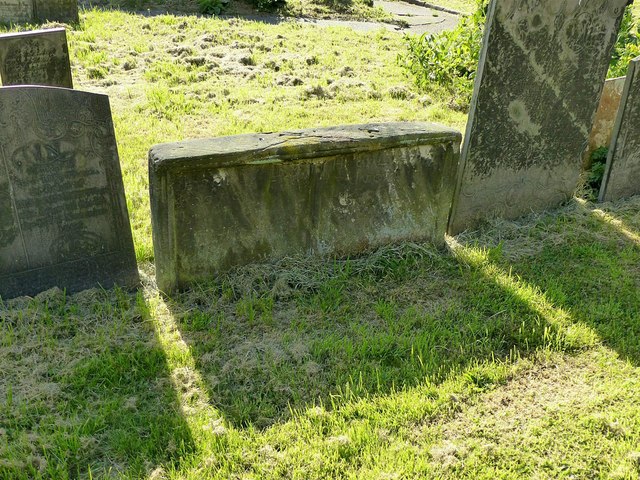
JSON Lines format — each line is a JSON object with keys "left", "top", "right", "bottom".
{"left": 149, "top": 123, "right": 461, "bottom": 293}
{"left": 599, "top": 56, "right": 640, "bottom": 202}
{"left": 0, "top": 28, "right": 73, "bottom": 88}
{"left": 0, "top": 0, "right": 78, "bottom": 24}
{"left": 448, "top": 0, "right": 630, "bottom": 235}
{"left": 0, "top": 86, "right": 138, "bottom": 299}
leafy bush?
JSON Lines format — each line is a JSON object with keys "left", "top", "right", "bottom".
{"left": 583, "top": 147, "right": 609, "bottom": 201}
{"left": 401, "top": 2, "right": 638, "bottom": 110}
{"left": 198, "top": 0, "right": 225, "bottom": 14}
{"left": 399, "top": 0, "right": 487, "bottom": 109}
{"left": 609, "top": 7, "right": 640, "bottom": 78}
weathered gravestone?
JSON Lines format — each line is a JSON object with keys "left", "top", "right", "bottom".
{"left": 599, "top": 56, "right": 640, "bottom": 202}
{"left": 448, "top": 0, "right": 630, "bottom": 235}
{"left": 149, "top": 123, "right": 461, "bottom": 293}
{"left": 0, "top": 0, "right": 78, "bottom": 24}
{"left": 584, "top": 76, "right": 626, "bottom": 169}
{"left": 0, "top": 28, "right": 73, "bottom": 88}
{"left": 0, "top": 86, "right": 139, "bottom": 299}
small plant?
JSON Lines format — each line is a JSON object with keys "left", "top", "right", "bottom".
{"left": 583, "top": 147, "right": 609, "bottom": 201}
{"left": 609, "top": 5, "right": 639, "bottom": 78}
{"left": 198, "top": 0, "right": 225, "bottom": 15}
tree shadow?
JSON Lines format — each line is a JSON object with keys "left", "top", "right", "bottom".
{"left": 0, "top": 286, "right": 194, "bottom": 479}
{"left": 163, "top": 219, "right": 598, "bottom": 430}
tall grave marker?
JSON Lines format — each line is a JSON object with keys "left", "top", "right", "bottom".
{"left": 1, "top": 0, "right": 78, "bottom": 24}
{"left": 448, "top": 0, "right": 630, "bottom": 234}
{"left": 0, "top": 29, "right": 73, "bottom": 88}
{"left": 599, "top": 56, "right": 640, "bottom": 202}
{"left": 0, "top": 86, "right": 138, "bottom": 299}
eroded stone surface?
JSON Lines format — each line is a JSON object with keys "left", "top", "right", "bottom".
{"left": 448, "top": 0, "right": 630, "bottom": 235}
{"left": 600, "top": 56, "right": 640, "bottom": 202}
{"left": 0, "top": 0, "right": 32, "bottom": 23}
{"left": 33, "top": 0, "right": 78, "bottom": 23}
{"left": 0, "top": 0, "right": 77, "bottom": 24}
{"left": 149, "top": 123, "right": 461, "bottom": 293}
{"left": 0, "top": 28, "right": 72, "bottom": 88}
{"left": 0, "top": 86, "right": 138, "bottom": 299}
{"left": 584, "top": 76, "right": 626, "bottom": 169}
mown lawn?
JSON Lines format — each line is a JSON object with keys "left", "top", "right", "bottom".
{"left": 1, "top": 5, "right": 640, "bottom": 480}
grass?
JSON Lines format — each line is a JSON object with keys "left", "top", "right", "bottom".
{"left": 1, "top": 5, "right": 640, "bottom": 480}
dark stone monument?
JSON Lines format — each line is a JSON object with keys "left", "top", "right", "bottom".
{"left": 33, "top": 0, "right": 79, "bottom": 24}
{"left": 0, "top": 0, "right": 78, "bottom": 24}
{"left": 600, "top": 56, "right": 640, "bottom": 202}
{"left": 0, "top": 0, "right": 32, "bottom": 24}
{"left": 448, "top": 0, "right": 631, "bottom": 235}
{"left": 0, "top": 86, "right": 139, "bottom": 299}
{"left": 0, "top": 28, "right": 73, "bottom": 88}
{"left": 149, "top": 123, "right": 461, "bottom": 293}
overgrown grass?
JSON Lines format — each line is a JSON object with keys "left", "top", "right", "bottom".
{"left": 1, "top": 6, "right": 640, "bottom": 480}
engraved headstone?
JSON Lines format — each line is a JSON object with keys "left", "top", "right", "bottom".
{"left": 33, "top": 0, "right": 79, "bottom": 24}
{"left": 0, "top": 86, "right": 138, "bottom": 299}
{"left": 1, "top": 0, "right": 78, "bottom": 24}
{"left": 0, "top": 0, "right": 32, "bottom": 23}
{"left": 448, "top": 0, "right": 630, "bottom": 235}
{"left": 599, "top": 56, "right": 640, "bottom": 202}
{"left": 0, "top": 29, "right": 73, "bottom": 88}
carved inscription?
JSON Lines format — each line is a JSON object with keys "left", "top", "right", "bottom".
{"left": 600, "top": 56, "right": 640, "bottom": 201}
{"left": 0, "top": 29, "right": 73, "bottom": 88}
{"left": 0, "top": 87, "right": 138, "bottom": 298}
{"left": 448, "top": 0, "right": 630, "bottom": 235}
{"left": 0, "top": 0, "right": 32, "bottom": 23}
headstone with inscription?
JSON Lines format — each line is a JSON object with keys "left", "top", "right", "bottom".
{"left": 33, "top": 0, "right": 79, "bottom": 24}
{"left": 0, "top": 29, "right": 73, "bottom": 88}
{"left": 0, "top": 86, "right": 138, "bottom": 299}
{"left": 1, "top": 0, "right": 78, "bottom": 24}
{"left": 599, "top": 56, "right": 640, "bottom": 202}
{"left": 448, "top": 0, "right": 630, "bottom": 235}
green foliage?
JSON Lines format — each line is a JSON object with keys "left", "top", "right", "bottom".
{"left": 198, "top": 0, "right": 225, "bottom": 14}
{"left": 583, "top": 147, "right": 609, "bottom": 201}
{"left": 400, "top": 0, "right": 487, "bottom": 109}
{"left": 251, "top": 0, "right": 286, "bottom": 11}
{"left": 609, "top": 6, "right": 640, "bottom": 78}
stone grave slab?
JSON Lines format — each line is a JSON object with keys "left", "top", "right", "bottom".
{"left": 448, "top": 0, "right": 630, "bottom": 235}
{"left": 599, "top": 56, "right": 640, "bottom": 202}
{"left": 0, "top": 28, "right": 73, "bottom": 88}
{"left": 0, "top": 86, "right": 139, "bottom": 299}
{"left": 0, "top": 0, "right": 32, "bottom": 24}
{"left": 584, "top": 76, "right": 626, "bottom": 168}
{"left": 33, "top": 0, "right": 79, "bottom": 24}
{"left": 1, "top": 0, "right": 78, "bottom": 24}
{"left": 149, "top": 123, "right": 461, "bottom": 293}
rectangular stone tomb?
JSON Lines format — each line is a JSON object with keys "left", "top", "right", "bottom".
{"left": 599, "top": 56, "right": 640, "bottom": 202}
{"left": 0, "top": 28, "right": 73, "bottom": 88}
{"left": 0, "top": 0, "right": 78, "bottom": 24}
{"left": 447, "top": 0, "right": 630, "bottom": 235}
{"left": 0, "top": 86, "right": 139, "bottom": 299}
{"left": 149, "top": 123, "right": 461, "bottom": 293}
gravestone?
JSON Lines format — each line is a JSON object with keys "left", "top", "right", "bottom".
{"left": 0, "top": 86, "right": 139, "bottom": 299}
{"left": 583, "top": 76, "right": 626, "bottom": 169}
{"left": 448, "top": 0, "right": 630, "bottom": 235}
{"left": 149, "top": 123, "right": 461, "bottom": 293}
{"left": 0, "top": 0, "right": 32, "bottom": 24}
{"left": 33, "top": 0, "right": 79, "bottom": 24}
{"left": 0, "top": 29, "right": 73, "bottom": 88}
{"left": 0, "top": 0, "right": 78, "bottom": 24}
{"left": 599, "top": 56, "right": 640, "bottom": 202}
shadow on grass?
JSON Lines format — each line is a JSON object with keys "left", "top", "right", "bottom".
{"left": 479, "top": 199, "right": 640, "bottom": 365}
{"left": 162, "top": 219, "right": 598, "bottom": 430}
{"left": 0, "top": 287, "right": 194, "bottom": 479}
